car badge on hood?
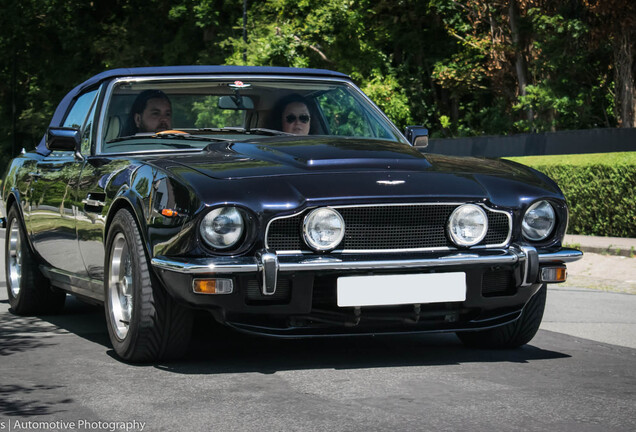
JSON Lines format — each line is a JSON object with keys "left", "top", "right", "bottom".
{"left": 377, "top": 180, "right": 405, "bottom": 185}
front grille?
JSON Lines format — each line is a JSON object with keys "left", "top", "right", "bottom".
{"left": 340, "top": 205, "right": 451, "bottom": 250}
{"left": 266, "top": 204, "right": 510, "bottom": 253}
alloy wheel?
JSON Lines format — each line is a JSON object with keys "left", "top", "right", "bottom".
{"left": 108, "top": 233, "right": 134, "bottom": 340}
{"left": 7, "top": 218, "right": 23, "bottom": 297}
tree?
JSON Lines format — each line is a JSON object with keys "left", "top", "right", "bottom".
{"left": 429, "top": 0, "right": 617, "bottom": 134}
{"left": 583, "top": 0, "right": 636, "bottom": 127}
{"left": 0, "top": 0, "right": 630, "bottom": 165}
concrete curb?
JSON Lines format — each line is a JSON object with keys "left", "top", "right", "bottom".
{"left": 564, "top": 234, "right": 636, "bottom": 258}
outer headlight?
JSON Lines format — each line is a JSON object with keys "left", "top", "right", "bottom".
{"left": 522, "top": 200, "right": 556, "bottom": 241}
{"left": 303, "top": 207, "right": 345, "bottom": 252}
{"left": 200, "top": 207, "right": 244, "bottom": 250}
{"left": 447, "top": 204, "right": 488, "bottom": 247}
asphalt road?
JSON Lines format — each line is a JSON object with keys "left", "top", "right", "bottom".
{"left": 0, "top": 229, "right": 635, "bottom": 432}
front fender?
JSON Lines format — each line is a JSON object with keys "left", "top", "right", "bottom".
{"left": 103, "top": 162, "right": 152, "bottom": 254}
{"left": 104, "top": 163, "right": 203, "bottom": 261}
{"left": 1, "top": 154, "right": 41, "bottom": 230}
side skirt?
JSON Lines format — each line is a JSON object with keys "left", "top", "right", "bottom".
{"left": 39, "top": 265, "right": 104, "bottom": 303}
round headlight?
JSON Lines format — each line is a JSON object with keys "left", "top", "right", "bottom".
{"left": 522, "top": 200, "right": 555, "bottom": 241}
{"left": 303, "top": 207, "right": 345, "bottom": 252}
{"left": 200, "top": 207, "right": 244, "bottom": 249}
{"left": 447, "top": 204, "right": 488, "bottom": 247}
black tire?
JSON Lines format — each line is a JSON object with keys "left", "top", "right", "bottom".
{"left": 456, "top": 284, "right": 547, "bottom": 349}
{"left": 5, "top": 205, "right": 66, "bottom": 315}
{"left": 104, "top": 208, "right": 192, "bottom": 362}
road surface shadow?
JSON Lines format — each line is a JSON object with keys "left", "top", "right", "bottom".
{"left": 41, "top": 296, "right": 110, "bottom": 347}
{"left": 150, "top": 313, "right": 571, "bottom": 375}
{"left": 0, "top": 384, "right": 74, "bottom": 417}
{"left": 0, "top": 295, "right": 109, "bottom": 357}
{"left": 0, "top": 313, "right": 62, "bottom": 356}
{"left": 3, "top": 297, "right": 571, "bottom": 373}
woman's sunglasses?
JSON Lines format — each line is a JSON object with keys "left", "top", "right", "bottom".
{"left": 285, "top": 114, "right": 311, "bottom": 124}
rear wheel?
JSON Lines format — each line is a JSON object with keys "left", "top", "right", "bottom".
{"left": 104, "top": 209, "right": 192, "bottom": 362}
{"left": 5, "top": 206, "right": 65, "bottom": 315}
{"left": 456, "top": 284, "right": 547, "bottom": 349}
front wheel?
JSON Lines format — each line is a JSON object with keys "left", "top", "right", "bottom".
{"left": 5, "top": 205, "right": 65, "bottom": 315}
{"left": 456, "top": 284, "right": 547, "bottom": 349}
{"left": 104, "top": 209, "right": 192, "bottom": 362}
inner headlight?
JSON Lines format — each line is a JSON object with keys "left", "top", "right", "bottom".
{"left": 200, "top": 207, "right": 244, "bottom": 250}
{"left": 303, "top": 207, "right": 345, "bottom": 252}
{"left": 522, "top": 200, "right": 556, "bottom": 241}
{"left": 447, "top": 204, "right": 488, "bottom": 247}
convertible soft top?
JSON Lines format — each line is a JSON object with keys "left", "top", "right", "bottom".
{"left": 38, "top": 66, "right": 350, "bottom": 154}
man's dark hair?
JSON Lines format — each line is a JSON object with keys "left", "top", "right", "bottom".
{"left": 121, "top": 89, "right": 171, "bottom": 136}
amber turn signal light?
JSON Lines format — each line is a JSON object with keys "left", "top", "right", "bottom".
{"left": 161, "top": 209, "right": 178, "bottom": 217}
{"left": 540, "top": 266, "right": 567, "bottom": 283}
{"left": 193, "top": 278, "right": 233, "bottom": 295}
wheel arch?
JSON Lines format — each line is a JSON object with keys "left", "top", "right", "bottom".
{"left": 104, "top": 193, "right": 152, "bottom": 260}
{"left": 4, "top": 190, "right": 40, "bottom": 260}
{"left": 4, "top": 189, "right": 19, "bottom": 217}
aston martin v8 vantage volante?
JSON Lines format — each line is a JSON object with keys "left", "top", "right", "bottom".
{"left": 1, "top": 66, "right": 582, "bottom": 362}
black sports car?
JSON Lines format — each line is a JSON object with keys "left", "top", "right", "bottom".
{"left": 1, "top": 66, "right": 582, "bottom": 362}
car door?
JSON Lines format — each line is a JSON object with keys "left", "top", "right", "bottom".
{"left": 28, "top": 89, "right": 99, "bottom": 275}
{"left": 76, "top": 89, "right": 134, "bottom": 281}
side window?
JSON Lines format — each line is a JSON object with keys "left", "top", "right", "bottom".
{"left": 81, "top": 91, "right": 100, "bottom": 154}
{"left": 316, "top": 89, "right": 373, "bottom": 137}
{"left": 316, "top": 88, "right": 394, "bottom": 139}
{"left": 62, "top": 89, "right": 99, "bottom": 154}
{"left": 63, "top": 89, "right": 98, "bottom": 130}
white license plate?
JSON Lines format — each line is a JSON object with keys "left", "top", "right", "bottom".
{"left": 337, "top": 272, "right": 466, "bottom": 307}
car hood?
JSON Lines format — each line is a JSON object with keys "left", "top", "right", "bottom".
{"left": 146, "top": 136, "right": 561, "bottom": 207}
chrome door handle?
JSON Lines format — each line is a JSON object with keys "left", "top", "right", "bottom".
{"left": 82, "top": 194, "right": 105, "bottom": 207}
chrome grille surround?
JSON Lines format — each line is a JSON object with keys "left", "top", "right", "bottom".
{"left": 265, "top": 203, "right": 512, "bottom": 254}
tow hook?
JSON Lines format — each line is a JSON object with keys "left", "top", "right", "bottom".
{"left": 405, "top": 304, "right": 421, "bottom": 324}
{"left": 345, "top": 307, "right": 362, "bottom": 327}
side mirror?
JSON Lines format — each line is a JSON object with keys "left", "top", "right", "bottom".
{"left": 404, "top": 126, "right": 429, "bottom": 148}
{"left": 218, "top": 95, "right": 254, "bottom": 110}
{"left": 46, "top": 127, "right": 80, "bottom": 152}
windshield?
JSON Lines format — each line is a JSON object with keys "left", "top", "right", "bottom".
{"left": 99, "top": 77, "right": 406, "bottom": 153}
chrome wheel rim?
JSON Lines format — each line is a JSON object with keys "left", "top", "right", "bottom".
{"left": 108, "top": 233, "right": 133, "bottom": 340}
{"left": 7, "top": 218, "right": 22, "bottom": 297}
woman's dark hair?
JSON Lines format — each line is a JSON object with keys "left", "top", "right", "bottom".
{"left": 121, "top": 89, "right": 171, "bottom": 136}
{"left": 271, "top": 93, "right": 314, "bottom": 133}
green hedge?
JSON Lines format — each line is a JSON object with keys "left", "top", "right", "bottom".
{"left": 507, "top": 152, "right": 636, "bottom": 238}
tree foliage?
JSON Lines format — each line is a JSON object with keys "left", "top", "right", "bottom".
{"left": 0, "top": 0, "right": 633, "bottom": 169}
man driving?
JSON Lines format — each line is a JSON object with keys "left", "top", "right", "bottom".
{"left": 123, "top": 89, "right": 172, "bottom": 135}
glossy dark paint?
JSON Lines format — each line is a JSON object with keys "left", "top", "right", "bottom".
{"left": 0, "top": 66, "right": 575, "bottom": 337}
{"left": 7, "top": 137, "right": 565, "bottom": 251}
{"left": 141, "top": 138, "right": 567, "bottom": 254}
{"left": 3, "top": 135, "right": 566, "bottom": 301}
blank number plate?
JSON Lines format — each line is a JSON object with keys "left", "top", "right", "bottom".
{"left": 337, "top": 272, "right": 466, "bottom": 307}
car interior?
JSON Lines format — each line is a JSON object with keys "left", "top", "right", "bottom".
{"left": 102, "top": 80, "right": 344, "bottom": 143}
{"left": 99, "top": 78, "right": 401, "bottom": 152}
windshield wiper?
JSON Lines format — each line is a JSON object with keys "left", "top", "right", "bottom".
{"left": 249, "top": 128, "right": 294, "bottom": 136}
{"left": 195, "top": 127, "right": 292, "bottom": 136}
{"left": 106, "top": 133, "right": 230, "bottom": 146}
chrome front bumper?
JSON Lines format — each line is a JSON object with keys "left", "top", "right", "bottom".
{"left": 152, "top": 246, "right": 583, "bottom": 296}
